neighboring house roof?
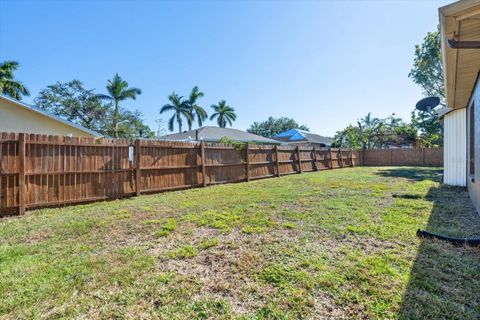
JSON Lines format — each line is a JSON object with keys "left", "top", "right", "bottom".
{"left": 159, "top": 126, "right": 281, "bottom": 144}
{"left": 0, "top": 94, "right": 101, "bottom": 137}
{"left": 271, "top": 129, "right": 332, "bottom": 146}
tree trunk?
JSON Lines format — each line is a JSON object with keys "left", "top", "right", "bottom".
{"left": 113, "top": 100, "right": 119, "bottom": 138}
{"left": 188, "top": 111, "right": 193, "bottom": 131}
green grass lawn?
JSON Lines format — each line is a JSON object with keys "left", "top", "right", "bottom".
{"left": 1, "top": 167, "right": 480, "bottom": 319}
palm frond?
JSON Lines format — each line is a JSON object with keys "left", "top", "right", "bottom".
{"left": 208, "top": 100, "right": 236, "bottom": 127}
{"left": 0, "top": 61, "right": 29, "bottom": 99}
{"left": 168, "top": 115, "right": 175, "bottom": 132}
{"left": 120, "top": 87, "right": 142, "bottom": 100}
{"left": 160, "top": 104, "right": 175, "bottom": 113}
{"left": 95, "top": 93, "right": 113, "bottom": 101}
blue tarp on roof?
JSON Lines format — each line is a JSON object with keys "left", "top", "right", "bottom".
{"left": 272, "top": 129, "right": 332, "bottom": 146}
{"left": 272, "top": 129, "right": 306, "bottom": 141}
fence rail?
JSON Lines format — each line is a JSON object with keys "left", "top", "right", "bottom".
{"left": 361, "top": 148, "right": 443, "bottom": 167}
{"left": 0, "top": 132, "right": 361, "bottom": 216}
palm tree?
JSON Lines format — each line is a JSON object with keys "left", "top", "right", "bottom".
{"left": 160, "top": 92, "right": 191, "bottom": 133}
{"left": 209, "top": 100, "right": 236, "bottom": 128}
{"left": 0, "top": 61, "right": 29, "bottom": 100}
{"left": 185, "top": 86, "right": 207, "bottom": 130}
{"left": 358, "top": 112, "right": 381, "bottom": 149}
{"left": 97, "top": 74, "right": 141, "bottom": 138}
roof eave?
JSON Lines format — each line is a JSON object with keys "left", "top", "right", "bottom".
{"left": 439, "top": 0, "right": 480, "bottom": 110}
{"left": 0, "top": 94, "right": 101, "bottom": 137}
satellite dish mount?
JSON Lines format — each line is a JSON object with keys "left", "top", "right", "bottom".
{"left": 415, "top": 96, "right": 441, "bottom": 114}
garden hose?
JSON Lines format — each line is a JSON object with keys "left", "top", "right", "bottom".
{"left": 416, "top": 229, "right": 480, "bottom": 247}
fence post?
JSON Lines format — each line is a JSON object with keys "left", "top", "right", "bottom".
{"left": 245, "top": 143, "right": 250, "bottom": 182}
{"left": 329, "top": 148, "right": 333, "bottom": 169}
{"left": 390, "top": 149, "right": 393, "bottom": 166}
{"left": 200, "top": 141, "right": 207, "bottom": 187}
{"left": 134, "top": 139, "right": 141, "bottom": 196}
{"left": 18, "top": 133, "right": 25, "bottom": 215}
{"left": 296, "top": 146, "right": 302, "bottom": 173}
{"left": 339, "top": 149, "right": 344, "bottom": 168}
{"left": 275, "top": 145, "right": 280, "bottom": 177}
{"left": 350, "top": 148, "right": 354, "bottom": 167}
{"left": 422, "top": 148, "right": 425, "bottom": 166}
{"left": 313, "top": 147, "right": 318, "bottom": 171}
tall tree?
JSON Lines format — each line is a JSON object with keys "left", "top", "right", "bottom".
{"left": 97, "top": 74, "right": 142, "bottom": 138}
{"left": 185, "top": 86, "right": 208, "bottom": 130}
{"left": 408, "top": 26, "right": 444, "bottom": 101}
{"left": 247, "top": 117, "right": 309, "bottom": 137}
{"left": 35, "top": 79, "right": 153, "bottom": 139}
{"left": 409, "top": 27, "right": 444, "bottom": 147}
{"left": 160, "top": 92, "right": 191, "bottom": 133}
{"left": 209, "top": 100, "right": 236, "bottom": 128}
{"left": 357, "top": 112, "right": 380, "bottom": 149}
{"left": 34, "top": 80, "right": 109, "bottom": 131}
{"left": 0, "top": 60, "right": 29, "bottom": 100}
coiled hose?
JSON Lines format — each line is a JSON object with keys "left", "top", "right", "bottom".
{"left": 417, "top": 229, "right": 480, "bottom": 247}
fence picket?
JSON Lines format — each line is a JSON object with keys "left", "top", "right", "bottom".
{"left": 0, "top": 131, "right": 442, "bottom": 217}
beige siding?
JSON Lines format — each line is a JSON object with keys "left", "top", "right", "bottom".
{"left": 443, "top": 108, "right": 467, "bottom": 186}
{"left": 0, "top": 97, "right": 96, "bottom": 137}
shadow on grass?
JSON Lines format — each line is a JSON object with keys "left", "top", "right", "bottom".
{"left": 398, "top": 176, "right": 480, "bottom": 319}
{"left": 374, "top": 167, "right": 444, "bottom": 183}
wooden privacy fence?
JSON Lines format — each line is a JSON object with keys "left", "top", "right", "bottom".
{"left": 0, "top": 132, "right": 360, "bottom": 216}
{"left": 361, "top": 148, "right": 443, "bottom": 167}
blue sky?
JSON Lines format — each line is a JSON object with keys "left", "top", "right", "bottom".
{"left": 0, "top": 0, "right": 450, "bottom": 136}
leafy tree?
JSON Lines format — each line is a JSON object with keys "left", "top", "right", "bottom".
{"left": 247, "top": 117, "right": 309, "bottom": 137}
{"left": 408, "top": 26, "right": 444, "bottom": 101}
{"left": 97, "top": 74, "right": 142, "bottom": 138}
{"left": 0, "top": 60, "right": 29, "bottom": 100}
{"left": 218, "top": 136, "right": 246, "bottom": 153}
{"left": 210, "top": 100, "right": 236, "bottom": 128}
{"left": 185, "top": 86, "right": 207, "bottom": 130}
{"left": 34, "top": 80, "right": 109, "bottom": 132}
{"left": 356, "top": 112, "right": 381, "bottom": 149}
{"left": 332, "top": 125, "right": 363, "bottom": 149}
{"left": 333, "top": 113, "right": 418, "bottom": 149}
{"left": 102, "top": 107, "right": 154, "bottom": 139}
{"left": 408, "top": 27, "right": 443, "bottom": 147}
{"left": 411, "top": 110, "right": 442, "bottom": 147}
{"left": 160, "top": 92, "right": 191, "bottom": 132}
{"left": 35, "top": 80, "right": 152, "bottom": 139}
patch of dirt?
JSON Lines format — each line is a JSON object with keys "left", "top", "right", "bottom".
{"left": 151, "top": 228, "right": 289, "bottom": 315}
{"left": 310, "top": 293, "right": 350, "bottom": 320}
{"left": 151, "top": 226, "right": 355, "bottom": 318}
{"left": 23, "top": 230, "right": 52, "bottom": 244}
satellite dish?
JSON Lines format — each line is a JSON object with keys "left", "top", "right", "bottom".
{"left": 415, "top": 96, "right": 440, "bottom": 112}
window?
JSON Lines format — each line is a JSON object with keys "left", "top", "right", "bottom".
{"left": 470, "top": 102, "right": 475, "bottom": 176}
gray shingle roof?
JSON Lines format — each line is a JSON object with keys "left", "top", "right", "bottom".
{"left": 159, "top": 126, "right": 281, "bottom": 144}
{"left": 300, "top": 131, "right": 332, "bottom": 145}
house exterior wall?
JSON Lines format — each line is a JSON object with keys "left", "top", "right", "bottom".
{"left": 443, "top": 108, "right": 467, "bottom": 186}
{"left": 0, "top": 98, "right": 96, "bottom": 137}
{"left": 467, "top": 81, "right": 480, "bottom": 213}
